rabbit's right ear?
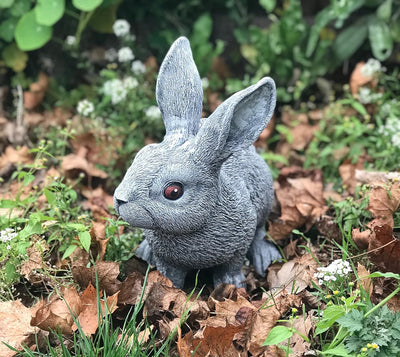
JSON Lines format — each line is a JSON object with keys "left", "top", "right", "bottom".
{"left": 193, "top": 77, "right": 276, "bottom": 165}
{"left": 156, "top": 37, "right": 203, "bottom": 143}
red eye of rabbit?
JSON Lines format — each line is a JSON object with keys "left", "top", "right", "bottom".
{"left": 163, "top": 182, "right": 184, "bottom": 200}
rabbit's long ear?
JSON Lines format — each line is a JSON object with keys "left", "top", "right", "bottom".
{"left": 156, "top": 37, "right": 203, "bottom": 142}
{"left": 194, "top": 77, "right": 276, "bottom": 164}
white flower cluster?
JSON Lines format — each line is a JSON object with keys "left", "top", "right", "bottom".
{"left": 103, "top": 77, "right": 139, "bottom": 104}
{"left": 104, "top": 48, "right": 118, "bottom": 62}
{"left": 201, "top": 77, "right": 209, "bottom": 90}
{"left": 112, "top": 19, "right": 130, "bottom": 37}
{"left": 358, "top": 87, "right": 382, "bottom": 104}
{"left": 77, "top": 99, "right": 95, "bottom": 116}
{"left": 361, "top": 58, "right": 382, "bottom": 77}
{"left": 0, "top": 228, "right": 17, "bottom": 243}
{"left": 145, "top": 105, "right": 162, "bottom": 120}
{"left": 378, "top": 117, "right": 400, "bottom": 149}
{"left": 65, "top": 35, "right": 76, "bottom": 46}
{"left": 118, "top": 47, "right": 134, "bottom": 63}
{"left": 314, "top": 259, "right": 352, "bottom": 286}
{"left": 131, "top": 60, "right": 146, "bottom": 75}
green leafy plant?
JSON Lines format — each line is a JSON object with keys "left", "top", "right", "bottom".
{"left": 338, "top": 305, "right": 400, "bottom": 356}
{"left": 316, "top": 272, "right": 400, "bottom": 356}
{"left": 189, "top": 13, "right": 224, "bottom": 78}
{"left": 307, "top": 0, "right": 400, "bottom": 63}
{"left": 228, "top": 0, "right": 400, "bottom": 103}
{"left": 0, "top": 0, "right": 120, "bottom": 72}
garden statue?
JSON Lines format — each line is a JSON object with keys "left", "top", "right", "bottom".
{"left": 114, "top": 36, "right": 281, "bottom": 288}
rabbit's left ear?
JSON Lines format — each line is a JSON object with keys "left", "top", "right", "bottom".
{"left": 194, "top": 77, "right": 276, "bottom": 164}
{"left": 156, "top": 37, "right": 203, "bottom": 142}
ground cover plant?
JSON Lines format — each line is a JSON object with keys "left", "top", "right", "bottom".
{"left": 1, "top": 1, "right": 400, "bottom": 356}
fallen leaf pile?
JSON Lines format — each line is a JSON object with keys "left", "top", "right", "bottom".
{"left": 268, "top": 167, "right": 328, "bottom": 240}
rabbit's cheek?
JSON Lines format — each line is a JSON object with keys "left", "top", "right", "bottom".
{"left": 118, "top": 202, "right": 155, "bottom": 229}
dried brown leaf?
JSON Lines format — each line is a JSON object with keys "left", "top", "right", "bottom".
{"left": 267, "top": 254, "right": 319, "bottom": 294}
{"left": 357, "top": 263, "right": 372, "bottom": 297}
{"left": 0, "top": 300, "right": 46, "bottom": 357}
{"left": 72, "top": 283, "right": 119, "bottom": 336}
{"left": 350, "top": 61, "right": 378, "bottom": 95}
{"left": 20, "top": 240, "right": 49, "bottom": 284}
{"left": 118, "top": 272, "right": 145, "bottom": 306}
{"left": 286, "top": 311, "right": 313, "bottom": 354}
{"left": 61, "top": 153, "right": 108, "bottom": 180}
{"left": 31, "top": 287, "right": 82, "bottom": 334}
{"left": 247, "top": 294, "right": 301, "bottom": 356}
{"left": 72, "top": 261, "right": 121, "bottom": 295}
{"left": 369, "top": 224, "right": 400, "bottom": 273}
{"left": 268, "top": 168, "right": 327, "bottom": 240}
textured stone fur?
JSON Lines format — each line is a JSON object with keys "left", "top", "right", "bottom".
{"left": 114, "top": 37, "right": 281, "bottom": 288}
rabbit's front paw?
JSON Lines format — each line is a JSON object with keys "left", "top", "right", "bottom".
{"left": 136, "top": 239, "right": 154, "bottom": 265}
{"left": 248, "top": 229, "right": 281, "bottom": 277}
{"left": 213, "top": 265, "right": 246, "bottom": 288}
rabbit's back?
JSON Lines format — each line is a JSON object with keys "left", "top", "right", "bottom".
{"left": 222, "top": 145, "right": 273, "bottom": 227}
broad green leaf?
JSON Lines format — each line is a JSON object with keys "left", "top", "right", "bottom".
{"left": 367, "top": 271, "right": 400, "bottom": 280}
{"left": 368, "top": 18, "right": 393, "bottom": 61}
{"left": 66, "top": 223, "right": 86, "bottom": 231}
{"left": 15, "top": 10, "right": 52, "bottom": 51}
{"left": 316, "top": 305, "right": 346, "bottom": 335}
{"left": 88, "top": 0, "right": 120, "bottom": 33}
{"left": 0, "top": 18, "right": 17, "bottom": 42}
{"left": 322, "top": 344, "right": 353, "bottom": 356}
{"left": 377, "top": 0, "right": 392, "bottom": 21}
{"left": 5, "top": 261, "right": 18, "bottom": 283}
{"left": 62, "top": 244, "right": 78, "bottom": 260}
{"left": 79, "top": 231, "right": 91, "bottom": 252}
{"left": 72, "top": 0, "right": 102, "bottom": 12}
{"left": 306, "top": 7, "right": 334, "bottom": 57}
{"left": 259, "top": 0, "right": 276, "bottom": 12}
{"left": 23, "top": 172, "right": 35, "bottom": 186}
{"left": 192, "top": 13, "right": 212, "bottom": 43}
{"left": 2, "top": 43, "right": 28, "bottom": 71}
{"left": 35, "top": 0, "right": 65, "bottom": 26}
{"left": 262, "top": 326, "right": 294, "bottom": 346}
{"left": 333, "top": 17, "right": 368, "bottom": 62}
{"left": 240, "top": 44, "right": 259, "bottom": 66}
{"left": 19, "top": 221, "right": 43, "bottom": 239}
{"left": 0, "top": 0, "right": 14, "bottom": 8}
{"left": 10, "top": 0, "right": 30, "bottom": 16}
{"left": 44, "top": 188, "right": 56, "bottom": 205}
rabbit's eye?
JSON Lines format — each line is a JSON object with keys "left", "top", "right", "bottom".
{"left": 163, "top": 182, "right": 184, "bottom": 200}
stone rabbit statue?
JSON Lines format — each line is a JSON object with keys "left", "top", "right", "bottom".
{"left": 114, "top": 36, "right": 281, "bottom": 288}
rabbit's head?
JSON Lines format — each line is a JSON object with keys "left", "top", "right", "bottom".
{"left": 114, "top": 37, "right": 276, "bottom": 234}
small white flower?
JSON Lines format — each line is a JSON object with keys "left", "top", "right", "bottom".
{"left": 118, "top": 47, "right": 134, "bottom": 63}
{"left": 131, "top": 60, "right": 146, "bottom": 75}
{"left": 361, "top": 58, "right": 382, "bottom": 77}
{"left": 112, "top": 19, "right": 130, "bottom": 37}
{"left": 65, "top": 35, "right": 76, "bottom": 46}
{"left": 358, "top": 87, "right": 382, "bottom": 104}
{"left": 123, "top": 76, "right": 139, "bottom": 90}
{"left": 378, "top": 117, "right": 400, "bottom": 148}
{"left": 6, "top": 245, "right": 11, "bottom": 250}
{"left": 0, "top": 228, "right": 17, "bottom": 243}
{"left": 314, "top": 259, "right": 352, "bottom": 286}
{"left": 77, "top": 99, "right": 95, "bottom": 116}
{"left": 104, "top": 48, "right": 118, "bottom": 62}
{"left": 103, "top": 79, "right": 128, "bottom": 104}
{"left": 201, "top": 77, "right": 209, "bottom": 90}
{"left": 145, "top": 105, "right": 161, "bottom": 120}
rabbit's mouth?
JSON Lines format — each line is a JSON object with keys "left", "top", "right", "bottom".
{"left": 115, "top": 200, "right": 155, "bottom": 229}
